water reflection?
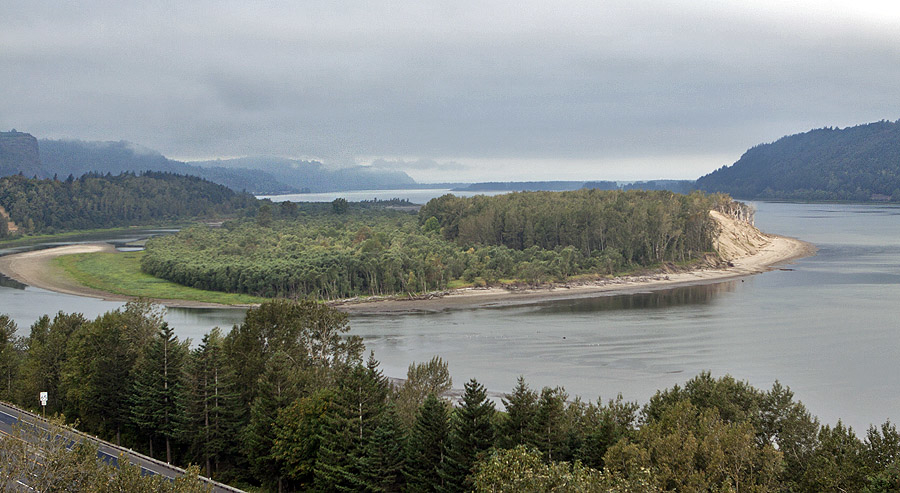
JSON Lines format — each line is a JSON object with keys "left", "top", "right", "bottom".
{"left": 0, "top": 273, "right": 25, "bottom": 290}
{"left": 165, "top": 307, "right": 247, "bottom": 343}
{"left": 532, "top": 281, "right": 738, "bottom": 314}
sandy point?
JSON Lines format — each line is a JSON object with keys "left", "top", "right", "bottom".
{"left": 0, "top": 242, "right": 237, "bottom": 308}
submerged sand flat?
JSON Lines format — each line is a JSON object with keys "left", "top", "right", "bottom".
{"left": 0, "top": 212, "right": 816, "bottom": 312}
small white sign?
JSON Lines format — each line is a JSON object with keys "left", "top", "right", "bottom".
{"left": 39, "top": 392, "right": 48, "bottom": 406}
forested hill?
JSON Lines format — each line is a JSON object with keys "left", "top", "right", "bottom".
{"left": 697, "top": 119, "right": 900, "bottom": 201}
{"left": 1, "top": 134, "right": 419, "bottom": 194}
{"left": 0, "top": 172, "right": 258, "bottom": 235}
{"left": 5, "top": 138, "right": 290, "bottom": 194}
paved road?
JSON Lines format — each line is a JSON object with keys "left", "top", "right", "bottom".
{"left": 0, "top": 401, "right": 243, "bottom": 492}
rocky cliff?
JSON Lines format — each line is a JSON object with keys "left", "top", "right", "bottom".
{"left": 0, "top": 130, "right": 42, "bottom": 177}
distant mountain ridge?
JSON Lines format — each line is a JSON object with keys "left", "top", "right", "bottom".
{"left": 697, "top": 120, "right": 900, "bottom": 201}
{"left": 0, "top": 132, "right": 417, "bottom": 194}
{"left": 9, "top": 119, "right": 900, "bottom": 202}
{"left": 191, "top": 156, "right": 416, "bottom": 193}
{"left": 453, "top": 181, "right": 586, "bottom": 192}
{"left": 456, "top": 180, "right": 695, "bottom": 194}
{"left": 36, "top": 139, "right": 294, "bottom": 194}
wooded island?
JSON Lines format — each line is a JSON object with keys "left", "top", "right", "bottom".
{"left": 141, "top": 189, "right": 743, "bottom": 300}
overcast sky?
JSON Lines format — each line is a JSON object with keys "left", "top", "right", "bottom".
{"left": 3, "top": 1, "right": 900, "bottom": 182}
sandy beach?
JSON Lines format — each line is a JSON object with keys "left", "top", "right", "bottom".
{"left": 0, "top": 212, "right": 816, "bottom": 312}
{"left": 0, "top": 243, "right": 120, "bottom": 298}
{"left": 0, "top": 243, "right": 244, "bottom": 309}
{"left": 337, "top": 237, "right": 814, "bottom": 314}
{"left": 335, "top": 210, "right": 816, "bottom": 314}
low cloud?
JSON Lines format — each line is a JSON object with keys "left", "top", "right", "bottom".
{"left": 369, "top": 158, "right": 467, "bottom": 172}
{"left": 3, "top": 1, "right": 900, "bottom": 181}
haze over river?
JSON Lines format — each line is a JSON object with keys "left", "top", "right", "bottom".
{"left": 2, "top": 201, "right": 899, "bottom": 431}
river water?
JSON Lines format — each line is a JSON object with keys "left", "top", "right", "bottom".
{"left": 1, "top": 201, "right": 898, "bottom": 431}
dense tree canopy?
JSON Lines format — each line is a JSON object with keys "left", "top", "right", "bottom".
{"left": 0, "top": 171, "right": 258, "bottom": 235}
{"left": 3, "top": 302, "right": 900, "bottom": 491}
{"left": 142, "top": 190, "right": 740, "bottom": 300}
{"left": 418, "top": 189, "right": 722, "bottom": 262}
{"left": 697, "top": 119, "right": 900, "bottom": 201}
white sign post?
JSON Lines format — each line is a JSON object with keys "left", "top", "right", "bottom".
{"left": 39, "top": 392, "right": 47, "bottom": 418}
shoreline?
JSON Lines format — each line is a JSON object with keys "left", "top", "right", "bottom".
{"left": 335, "top": 233, "right": 816, "bottom": 314}
{"left": 0, "top": 244, "right": 248, "bottom": 309}
{"left": 0, "top": 231, "right": 817, "bottom": 313}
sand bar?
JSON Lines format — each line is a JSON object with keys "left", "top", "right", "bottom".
{"left": 336, "top": 234, "right": 815, "bottom": 315}
{"left": 0, "top": 243, "right": 241, "bottom": 309}
{"left": 0, "top": 213, "right": 817, "bottom": 312}
{"left": 336, "top": 210, "right": 816, "bottom": 313}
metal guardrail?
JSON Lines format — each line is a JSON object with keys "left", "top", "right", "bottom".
{"left": 0, "top": 400, "right": 244, "bottom": 493}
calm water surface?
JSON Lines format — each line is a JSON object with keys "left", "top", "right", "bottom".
{"left": 1, "top": 201, "right": 899, "bottom": 430}
{"left": 352, "top": 201, "right": 900, "bottom": 431}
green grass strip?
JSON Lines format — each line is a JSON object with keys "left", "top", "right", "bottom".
{"left": 53, "top": 251, "right": 269, "bottom": 306}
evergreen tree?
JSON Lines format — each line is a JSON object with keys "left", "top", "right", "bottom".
{"left": 257, "top": 203, "right": 273, "bottom": 227}
{"left": 272, "top": 388, "right": 337, "bottom": 490}
{"left": 533, "top": 386, "right": 570, "bottom": 462}
{"left": 360, "top": 402, "right": 407, "bottom": 492}
{"left": 801, "top": 421, "right": 867, "bottom": 491}
{"left": 181, "top": 327, "right": 241, "bottom": 479}
{"left": 760, "top": 380, "right": 820, "bottom": 487}
{"left": 314, "top": 354, "right": 390, "bottom": 492}
{"left": 332, "top": 197, "right": 349, "bottom": 214}
{"left": 405, "top": 393, "right": 451, "bottom": 492}
{"left": 0, "top": 315, "right": 20, "bottom": 402}
{"left": 578, "top": 394, "right": 638, "bottom": 469}
{"left": 497, "top": 376, "right": 538, "bottom": 449}
{"left": 129, "top": 323, "right": 189, "bottom": 464}
{"left": 865, "top": 421, "right": 900, "bottom": 474}
{"left": 19, "top": 312, "right": 85, "bottom": 416}
{"left": 243, "top": 350, "right": 302, "bottom": 491}
{"left": 441, "top": 378, "right": 496, "bottom": 492}
{"left": 863, "top": 421, "right": 900, "bottom": 491}
{"left": 0, "top": 172, "right": 257, "bottom": 235}
{"left": 61, "top": 302, "right": 160, "bottom": 444}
